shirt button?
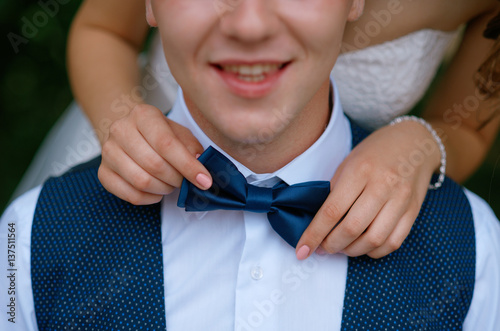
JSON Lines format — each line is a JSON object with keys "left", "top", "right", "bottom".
{"left": 251, "top": 266, "right": 264, "bottom": 280}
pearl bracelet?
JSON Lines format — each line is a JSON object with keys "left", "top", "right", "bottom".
{"left": 389, "top": 115, "right": 446, "bottom": 190}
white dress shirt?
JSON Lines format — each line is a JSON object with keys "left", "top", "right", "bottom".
{"left": 2, "top": 82, "right": 500, "bottom": 330}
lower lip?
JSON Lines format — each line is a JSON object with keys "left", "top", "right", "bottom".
{"left": 213, "top": 65, "right": 288, "bottom": 99}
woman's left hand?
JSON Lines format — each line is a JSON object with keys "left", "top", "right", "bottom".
{"left": 295, "top": 120, "right": 442, "bottom": 260}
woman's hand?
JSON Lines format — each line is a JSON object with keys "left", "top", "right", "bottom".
{"left": 296, "top": 121, "right": 442, "bottom": 260}
{"left": 98, "top": 104, "right": 212, "bottom": 205}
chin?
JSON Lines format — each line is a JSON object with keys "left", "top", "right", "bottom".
{"left": 221, "top": 124, "right": 279, "bottom": 146}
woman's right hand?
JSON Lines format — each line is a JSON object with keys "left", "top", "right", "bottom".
{"left": 98, "top": 104, "right": 212, "bottom": 205}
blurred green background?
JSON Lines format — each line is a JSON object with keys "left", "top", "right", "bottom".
{"left": 1, "top": 0, "right": 82, "bottom": 212}
{"left": 1, "top": 0, "right": 499, "bottom": 217}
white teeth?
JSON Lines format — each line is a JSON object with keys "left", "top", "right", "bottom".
{"left": 221, "top": 63, "right": 282, "bottom": 78}
{"left": 238, "top": 74, "right": 266, "bottom": 82}
{"left": 240, "top": 65, "right": 253, "bottom": 75}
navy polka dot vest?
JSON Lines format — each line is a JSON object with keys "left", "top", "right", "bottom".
{"left": 31, "top": 120, "right": 475, "bottom": 330}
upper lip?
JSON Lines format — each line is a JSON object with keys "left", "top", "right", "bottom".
{"left": 211, "top": 58, "right": 291, "bottom": 66}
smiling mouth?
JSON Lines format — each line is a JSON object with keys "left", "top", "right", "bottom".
{"left": 214, "top": 62, "right": 289, "bottom": 82}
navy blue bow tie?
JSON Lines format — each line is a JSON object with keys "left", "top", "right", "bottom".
{"left": 177, "top": 146, "right": 330, "bottom": 247}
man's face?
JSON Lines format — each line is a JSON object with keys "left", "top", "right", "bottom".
{"left": 147, "top": 0, "right": 362, "bottom": 148}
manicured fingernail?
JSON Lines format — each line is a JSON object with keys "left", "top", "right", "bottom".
{"left": 296, "top": 245, "right": 310, "bottom": 260}
{"left": 316, "top": 247, "right": 327, "bottom": 255}
{"left": 195, "top": 153, "right": 201, "bottom": 159}
{"left": 196, "top": 173, "right": 212, "bottom": 189}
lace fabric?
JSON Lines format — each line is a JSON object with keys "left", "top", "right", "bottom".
{"left": 333, "top": 29, "right": 459, "bottom": 130}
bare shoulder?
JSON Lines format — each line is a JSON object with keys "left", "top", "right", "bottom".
{"left": 424, "top": 0, "right": 499, "bottom": 29}
{"left": 343, "top": 0, "right": 499, "bottom": 49}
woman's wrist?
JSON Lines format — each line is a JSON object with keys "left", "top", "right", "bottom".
{"left": 390, "top": 115, "right": 446, "bottom": 189}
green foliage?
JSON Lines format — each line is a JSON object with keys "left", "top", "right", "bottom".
{"left": 1, "top": 0, "right": 83, "bottom": 212}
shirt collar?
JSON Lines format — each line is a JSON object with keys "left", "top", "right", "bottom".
{"left": 168, "top": 78, "right": 352, "bottom": 186}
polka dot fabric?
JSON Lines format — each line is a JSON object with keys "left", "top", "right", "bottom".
{"left": 31, "top": 157, "right": 166, "bottom": 330}
{"left": 341, "top": 122, "right": 476, "bottom": 330}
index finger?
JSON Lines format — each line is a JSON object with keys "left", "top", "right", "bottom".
{"left": 295, "top": 171, "right": 365, "bottom": 260}
{"left": 139, "top": 113, "right": 212, "bottom": 190}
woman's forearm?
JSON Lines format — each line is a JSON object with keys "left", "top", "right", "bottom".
{"left": 67, "top": 0, "right": 149, "bottom": 144}
{"left": 423, "top": 7, "right": 500, "bottom": 183}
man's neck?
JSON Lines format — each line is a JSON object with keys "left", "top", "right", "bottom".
{"left": 186, "top": 81, "right": 332, "bottom": 174}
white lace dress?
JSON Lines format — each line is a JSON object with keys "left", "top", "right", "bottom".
{"left": 11, "top": 29, "right": 459, "bottom": 199}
